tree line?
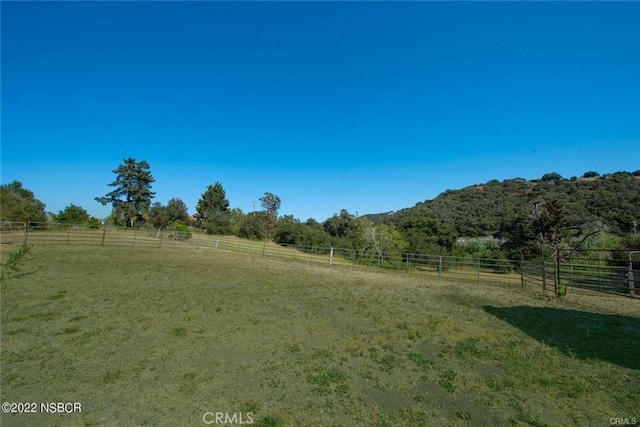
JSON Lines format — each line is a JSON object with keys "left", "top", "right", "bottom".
{"left": 2, "top": 159, "right": 638, "bottom": 264}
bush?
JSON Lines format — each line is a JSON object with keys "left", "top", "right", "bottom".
{"left": 204, "top": 212, "right": 232, "bottom": 235}
{"left": 167, "top": 221, "right": 192, "bottom": 241}
{"left": 237, "top": 214, "right": 267, "bottom": 240}
{"left": 0, "top": 245, "right": 32, "bottom": 282}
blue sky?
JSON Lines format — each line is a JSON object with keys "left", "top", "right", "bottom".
{"left": 2, "top": 1, "right": 639, "bottom": 222}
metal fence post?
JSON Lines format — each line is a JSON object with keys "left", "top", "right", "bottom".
{"left": 542, "top": 258, "right": 546, "bottom": 292}
{"left": 330, "top": 247, "right": 334, "bottom": 265}
{"left": 629, "top": 262, "right": 635, "bottom": 298}
{"left": 629, "top": 252, "right": 639, "bottom": 298}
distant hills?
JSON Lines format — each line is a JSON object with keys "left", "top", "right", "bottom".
{"left": 368, "top": 171, "right": 640, "bottom": 237}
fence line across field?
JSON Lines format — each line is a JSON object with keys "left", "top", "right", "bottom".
{"left": 1, "top": 221, "right": 637, "bottom": 299}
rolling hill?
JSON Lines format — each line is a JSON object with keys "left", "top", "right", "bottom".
{"left": 368, "top": 171, "right": 640, "bottom": 237}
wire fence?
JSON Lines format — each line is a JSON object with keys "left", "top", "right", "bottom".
{"left": 1, "top": 221, "right": 638, "bottom": 298}
{"left": 522, "top": 250, "right": 639, "bottom": 298}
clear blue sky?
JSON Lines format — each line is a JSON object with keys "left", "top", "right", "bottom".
{"left": 2, "top": 1, "right": 639, "bottom": 222}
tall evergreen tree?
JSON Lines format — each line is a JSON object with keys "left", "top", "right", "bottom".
{"left": 95, "top": 158, "right": 155, "bottom": 227}
{"left": 195, "top": 182, "right": 230, "bottom": 228}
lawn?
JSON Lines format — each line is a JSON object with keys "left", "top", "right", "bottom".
{"left": 1, "top": 245, "right": 638, "bottom": 426}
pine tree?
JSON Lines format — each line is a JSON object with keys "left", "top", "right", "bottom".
{"left": 195, "top": 182, "right": 230, "bottom": 227}
{"left": 95, "top": 158, "right": 155, "bottom": 227}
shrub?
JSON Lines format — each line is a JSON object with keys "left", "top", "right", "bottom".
{"left": 167, "top": 221, "right": 192, "bottom": 241}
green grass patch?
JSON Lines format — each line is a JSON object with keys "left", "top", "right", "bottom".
{"left": 1, "top": 246, "right": 638, "bottom": 426}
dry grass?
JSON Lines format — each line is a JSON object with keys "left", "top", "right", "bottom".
{"left": 1, "top": 245, "right": 638, "bottom": 426}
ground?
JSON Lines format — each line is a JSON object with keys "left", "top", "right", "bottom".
{"left": 1, "top": 245, "right": 638, "bottom": 426}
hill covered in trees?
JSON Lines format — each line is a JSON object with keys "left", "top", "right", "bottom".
{"left": 368, "top": 171, "right": 640, "bottom": 238}
{"left": 4, "top": 164, "right": 639, "bottom": 261}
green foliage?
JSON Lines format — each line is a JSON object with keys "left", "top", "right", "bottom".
{"left": 95, "top": 158, "right": 156, "bottom": 227}
{"left": 195, "top": 182, "right": 229, "bottom": 227}
{"left": 358, "top": 219, "right": 408, "bottom": 264}
{"left": 582, "top": 171, "right": 600, "bottom": 178}
{"left": 260, "top": 192, "right": 281, "bottom": 240}
{"left": 150, "top": 198, "right": 191, "bottom": 230}
{"left": 203, "top": 212, "right": 232, "bottom": 235}
{"left": 167, "top": 221, "right": 192, "bottom": 241}
{"left": 0, "top": 181, "right": 47, "bottom": 223}
{"left": 323, "top": 209, "right": 357, "bottom": 237}
{"left": 166, "top": 198, "right": 189, "bottom": 224}
{"left": 541, "top": 172, "right": 563, "bottom": 182}
{"left": 498, "top": 196, "right": 573, "bottom": 260}
{"left": 237, "top": 212, "right": 267, "bottom": 240}
{"left": 228, "top": 208, "right": 245, "bottom": 235}
{"left": 0, "top": 245, "right": 32, "bottom": 283}
{"left": 606, "top": 235, "right": 640, "bottom": 269}
{"left": 368, "top": 172, "right": 640, "bottom": 240}
{"left": 274, "top": 216, "right": 332, "bottom": 248}
{"left": 54, "top": 204, "right": 91, "bottom": 224}
{"left": 87, "top": 217, "right": 102, "bottom": 229}
{"left": 148, "top": 202, "right": 171, "bottom": 229}
{"left": 396, "top": 215, "right": 456, "bottom": 253}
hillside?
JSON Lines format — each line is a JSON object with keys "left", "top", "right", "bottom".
{"left": 369, "top": 171, "right": 640, "bottom": 237}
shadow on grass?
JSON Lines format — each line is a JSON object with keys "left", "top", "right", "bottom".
{"left": 483, "top": 305, "right": 640, "bottom": 370}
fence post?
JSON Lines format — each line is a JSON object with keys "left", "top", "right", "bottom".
{"left": 132, "top": 229, "right": 137, "bottom": 247}
{"left": 541, "top": 257, "right": 546, "bottom": 292}
{"left": 477, "top": 258, "right": 481, "bottom": 284}
{"left": 555, "top": 242, "right": 564, "bottom": 296}
{"left": 158, "top": 229, "right": 163, "bottom": 248}
{"left": 438, "top": 256, "right": 443, "bottom": 278}
{"left": 330, "top": 247, "right": 334, "bottom": 266}
{"left": 629, "top": 252, "right": 638, "bottom": 298}
{"left": 66, "top": 226, "right": 71, "bottom": 245}
{"left": 101, "top": 226, "right": 107, "bottom": 247}
{"left": 23, "top": 222, "right": 29, "bottom": 245}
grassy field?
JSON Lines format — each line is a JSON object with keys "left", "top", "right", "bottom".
{"left": 1, "top": 245, "right": 638, "bottom": 426}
